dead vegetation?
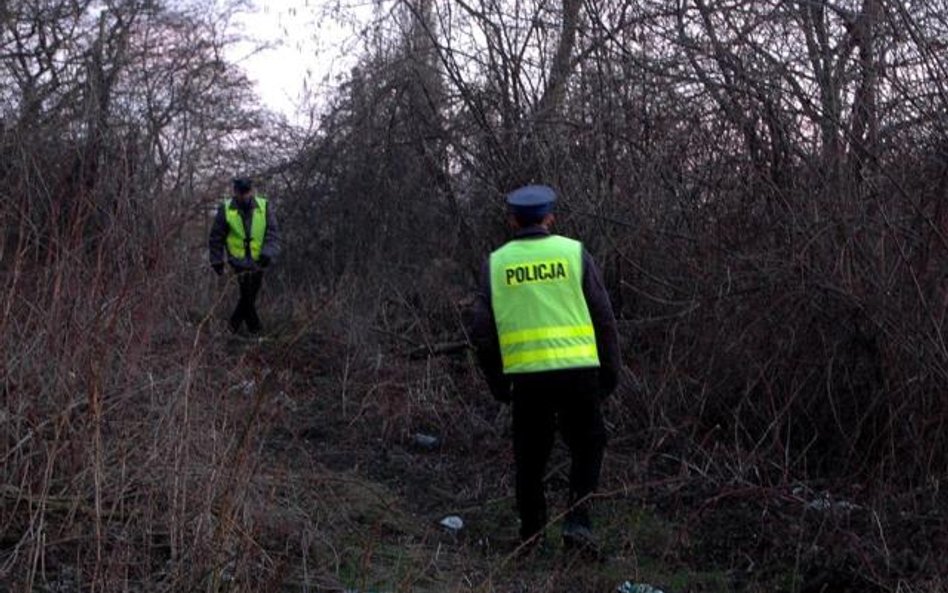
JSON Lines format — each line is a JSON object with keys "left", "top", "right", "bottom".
{"left": 2, "top": 0, "right": 948, "bottom": 591}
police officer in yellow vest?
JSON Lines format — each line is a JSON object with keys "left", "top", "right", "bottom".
{"left": 470, "top": 184, "right": 621, "bottom": 552}
{"left": 208, "top": 177, "right": 281, "bottom": 334}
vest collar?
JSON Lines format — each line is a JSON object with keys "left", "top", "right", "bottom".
{"left": 229, "top": 195, "right": 259, "bottom": 210}
{"left": 514, "top": 225, "right": 550, "bottom": 239}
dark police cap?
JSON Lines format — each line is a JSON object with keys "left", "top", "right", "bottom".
{"left": 232, "top": 176, "right": 253, "bottom": 192}
{"left": 506, "top": 184, "right": 556, "bottom": 217}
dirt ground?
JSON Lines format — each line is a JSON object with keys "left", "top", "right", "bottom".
{"left": 209, "top": 318, "right": 947, "bottom": 593}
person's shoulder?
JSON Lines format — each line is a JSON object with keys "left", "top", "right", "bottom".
{"left": 549, "top": 233, "right": 583, "bottom": 249}
{"left": 490, "top": 237, "right": 515, "bottom": 254}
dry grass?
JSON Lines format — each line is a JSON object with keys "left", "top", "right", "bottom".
{"left": 2, "top": 236, "right": 945, "bottom": 592}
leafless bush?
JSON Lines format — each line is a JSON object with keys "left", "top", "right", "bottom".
{"left": 0, "top": 1, "right": 289, "bottom": 590}
{"left": 2, "top": 0, "right": 946, "bottom": 589}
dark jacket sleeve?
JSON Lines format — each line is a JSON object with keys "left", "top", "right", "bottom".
{"left": 208, "top": 204, "right": 228, "bottom": 267}
{"left": 469, "top": 259, "right": 512, "bottom": 402}
{"left": 260, "top": 203, "right": 281, "bottom": 262}
{"left": 582, "top": 249, "right": 622, "bottom": 396}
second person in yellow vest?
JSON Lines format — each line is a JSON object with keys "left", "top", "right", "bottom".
{"left": 208, "top": 176, "right": 281, "bottom": 335}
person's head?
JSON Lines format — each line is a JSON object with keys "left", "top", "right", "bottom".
{"left": 232, "top": 176, "right": 253, "bottom": 199}
{"left": 506, "top": 184, "right": 556, "bottom": 230}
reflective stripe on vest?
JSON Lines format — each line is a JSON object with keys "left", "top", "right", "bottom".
{"left": 489, "top": 235, "right": 600, "bottom": 374}
{"left": 224, "top": 196, "right": 267, "bottom": 261}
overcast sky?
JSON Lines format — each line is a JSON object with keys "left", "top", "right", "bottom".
{"left": 227, "top": 1, "right": 372, "bottom": 123}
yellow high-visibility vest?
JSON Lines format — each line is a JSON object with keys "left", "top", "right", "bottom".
{"left": 224, "top": 196, "right": 267, "bottom": 261}
{"left": 489, "top": 235, "right": 600, "bottom": 374}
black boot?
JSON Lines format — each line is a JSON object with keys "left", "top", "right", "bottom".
{"left": 562, "top": 508, "right": 600, "bottom": 556}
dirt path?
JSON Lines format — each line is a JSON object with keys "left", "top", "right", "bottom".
{"left": 221, "top": 327, "right": 942, "bottom": 593}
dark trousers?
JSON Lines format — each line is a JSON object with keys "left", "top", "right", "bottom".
{"left": 510, "top": 369, "right": 607, "bottom": 539}
{"left": 230, "top": 270, "right": 263, "bottom": 332}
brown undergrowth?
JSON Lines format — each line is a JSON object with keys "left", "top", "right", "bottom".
{"left": 1, "top": 264, "right": 945, "bottom": 592}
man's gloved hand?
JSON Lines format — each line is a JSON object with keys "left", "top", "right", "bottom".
{"left": 212, "top": 263, "right": 224, "bottom": 276}
{"left": 258, "top": 254, "right": 271, "bottom": 268}
{"left": 598, "top": 368, "right": 618, "bottom": 401}
{"left": 488, "top": 376, "right": 512, "bottom": 403}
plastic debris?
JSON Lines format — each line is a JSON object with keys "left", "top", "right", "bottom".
{"left": 617, "top": 582, "right": 665, "bottom": 593}
{"left": 439, "top": 515, "right": 464, "bottom": 531}
{"left": 230, "top": 379, "right": 256, "bottom": 395}
{"left": 805, "top": 495, "right": 859, "bottom": 513}
{"left": 412, "top": 433, "right": 440, "bottom": 450}
{"left": 794, "top": 486, "right": 860, "bottom": 513}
